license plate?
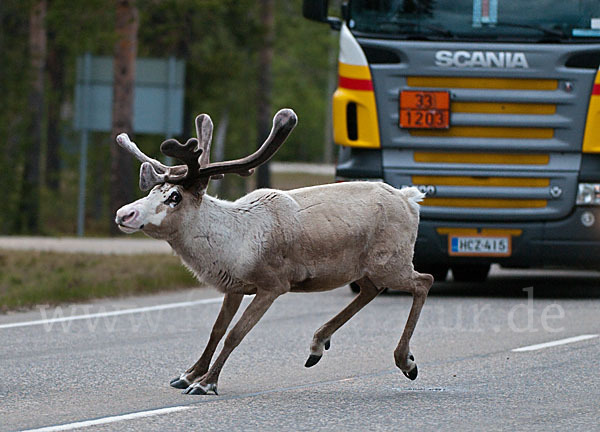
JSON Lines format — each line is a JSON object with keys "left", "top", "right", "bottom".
{"left": 399, "top": 90, "right": 450, "bottom": 129}
{"left": 448, "top": 235, "right": 511, "bottom": 257}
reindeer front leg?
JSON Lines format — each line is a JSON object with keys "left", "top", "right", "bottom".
{"left": 170, "top": 293, "right": 244, "bottom": 389}
{"left": 184, "top": 289, "right": 280, "bottom": 395}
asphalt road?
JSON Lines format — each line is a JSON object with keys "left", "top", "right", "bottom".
{"left": 1, "top": 270, "right": 599, "bottom": 432}
{"left": 0, "top": 237, "right": 171, "bottom": 255}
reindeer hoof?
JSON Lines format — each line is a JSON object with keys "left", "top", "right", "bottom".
{"left": 305, "top": 354, "right": 322, "bottom": 368}
{"left": 402, "top": 364, "right": 418, "bottom": 381}
{"left": 184, "top": 382, "right": 218, "bottom": 396}
{"left": 170, "top": 377, "right": 190, "bottom": 389}
{"left": 324, "top": 339, "right": 331, "bottom": 350}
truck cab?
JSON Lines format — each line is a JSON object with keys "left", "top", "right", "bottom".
{"left": 304, "top": 0, "right": 600, "bottom": 281}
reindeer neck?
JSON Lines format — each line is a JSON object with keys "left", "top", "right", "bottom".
{"left": 165, "top": 193, "right": 253, "bottom": 288}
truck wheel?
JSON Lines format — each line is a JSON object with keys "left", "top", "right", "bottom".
{"left": 349, "top": 282, "right": 388, "bottom": 294}
{"left": 451, "top": 264, "right": 490, "bottom": 283}
{"left": 416, "top": 265, "right": 448, "bottom": 282}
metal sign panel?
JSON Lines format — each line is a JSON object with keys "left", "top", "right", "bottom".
{"left": 74, "top": 54, "right": 185, "bottom": 135}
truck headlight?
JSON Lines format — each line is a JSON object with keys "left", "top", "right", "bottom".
{"left": 576, "top": 183, "right": 600, "bottom": 205}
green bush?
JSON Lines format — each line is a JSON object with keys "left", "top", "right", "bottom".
{"left": 0, "top": 250, "right": 199, "bottom": 311}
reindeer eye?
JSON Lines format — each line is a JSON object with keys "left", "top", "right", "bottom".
{"left": 164, "top": 191, "right": 182, "bottom": 208}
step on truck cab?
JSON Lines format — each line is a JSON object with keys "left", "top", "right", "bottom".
{"left": 304, "top": 0, "right": 600, "bottom": 282}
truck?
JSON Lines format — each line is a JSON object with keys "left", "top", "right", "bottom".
{"left": 303, "top": 0, "right": 600, "bottom": 282}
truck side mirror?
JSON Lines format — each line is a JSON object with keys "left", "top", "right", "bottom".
{"left": 302, "top": 0, "right": 342, "bottom": 30}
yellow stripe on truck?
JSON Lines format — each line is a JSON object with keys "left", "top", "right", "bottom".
{"left": 436, "top": 228, "right": 524, "bottom": 236}
{"left": 452, "top": 102, "right": 556, "bottom": 115}
{"left": 410, "top": 126, "right": 553, "bottom": 139}
{"left": 338, "top": 63, "right": 371, "bottom": 80}
{"left": 412, "top": 175, "right": 550, "bottom": 188}
{"left": 407, "top": 76, "right": 558, "bottom": 91}
{"left": 413, "top": 152, "right": 550, "bottom": 165}
{"left": 333, "top": 62, "right": 381, "bottom": 149}
{"left": 423, "top": 197, "right": 547, "bottom": 209}
{"left": 583, "top": 69, "right": 600, "bottom": 153}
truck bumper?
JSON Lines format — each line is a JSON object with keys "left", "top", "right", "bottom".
{"left": 414, "top": 207, "right": 600, "bottom": 270}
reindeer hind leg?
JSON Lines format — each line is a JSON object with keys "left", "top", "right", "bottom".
{"left": 305, "top": 277, "right": 383, "bottom": 368}
{"left": 388, "top": 271, "right": 433, "bottom": 380}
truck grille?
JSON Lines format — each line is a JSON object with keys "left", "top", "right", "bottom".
{"left": 405, "top": 75, "right": 558, "bottom": 142}
{"left": 413, "top": 174, "right": 549, "bottom": 209}
{"left": 411, "top": 152, "right": 551, "bottom": 210}
{"left": 366, "top": 41, "right": 599, "bottom": 222}
{"left": 378, "top": 73, "right": 585, "bottom": 221}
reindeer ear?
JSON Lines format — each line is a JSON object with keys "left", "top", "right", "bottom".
{"left": 140, "top": 162, "right": 167, "bottom": 191}
{"left": 196, "top": 114, "right": 213, "bottom": 145}
{"left": 140, "top": 162, "right": 189, "bottom": 191}
{"left": 196, "top": 114, "right": 213, "bottom": 166}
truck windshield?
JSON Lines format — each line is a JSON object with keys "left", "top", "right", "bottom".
{"left": 349, "top": 0, "right": 600, "bottom": 42}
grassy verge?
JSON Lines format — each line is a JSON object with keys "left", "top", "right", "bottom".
{"left": 0, "top": 250, "right": 198, "bottom": 312}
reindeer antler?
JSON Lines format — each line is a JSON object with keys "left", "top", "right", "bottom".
{"left": 116, "top": 108, "right": 298, "bottom": 194}
{"left": 196, "top": 109, "right": 298, "bottom": 179}
{"left": 115, "top": 134, "right": 188, "bottom": 191}
{"left": 158, "top": 113, "right": 215, "bottom": 191}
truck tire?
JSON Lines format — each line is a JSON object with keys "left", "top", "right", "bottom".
{"left": 451, "top": 264, "right": 490, "bottom": 283}
{"left": 349, "top": 282, "right": 388, "bottom": 294}
{"left": 416, "top": 264, "right": 448, "bottom": 282}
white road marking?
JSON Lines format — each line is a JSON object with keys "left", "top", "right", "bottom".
{"left": 20, "top": 406, "right": 192, "bottom": 432}
{"left": 19, "top": 370, "right": 395, "bottom": 432}
{"left": 0, "top": 297, "right": 223, "bottom": 330}
{"left": 23, "top": 330, "right": 594, "bottom": 432}
{"left": 512, "top": 334, "right": 599, "bottom": 352}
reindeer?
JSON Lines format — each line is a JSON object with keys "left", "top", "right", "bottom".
{"left": 114, "top": 109, "right": 433, "bottom": 395}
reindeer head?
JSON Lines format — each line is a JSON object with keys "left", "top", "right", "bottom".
{"left": 114, "top": 109, "right": 297, "bottom": 238}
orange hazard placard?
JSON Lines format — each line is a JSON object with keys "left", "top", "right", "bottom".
{"left": 399, "top": 90, "right": 450, "bottom": 129}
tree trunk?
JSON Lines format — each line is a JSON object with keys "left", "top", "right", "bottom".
{"left": 109, "top": 0, "right": 138, "bottom": 235}
{"left": 255, "top": 0, "right": 274, "bottom": 189}
{"left": 45, "top": 24, "right": 64, "bottom": 191}
{"left": 19, "top": 0, "right": 47, "bottom": 233}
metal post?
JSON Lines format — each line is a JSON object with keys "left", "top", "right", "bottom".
{"left": 164, "top": 56, "right": 177, "bottom": 165}
{"left": 166, "top": 56, "right": 176, "bottom": 136}
{"left": 77, "top": 52, "right": 92, "bottom": 237}
{"left": 76, "top": 130, "right": 89, "bottom": 236}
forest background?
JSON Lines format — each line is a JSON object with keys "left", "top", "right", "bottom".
{"left": 0, "top": 0, "right": 338, "bottom": 236}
